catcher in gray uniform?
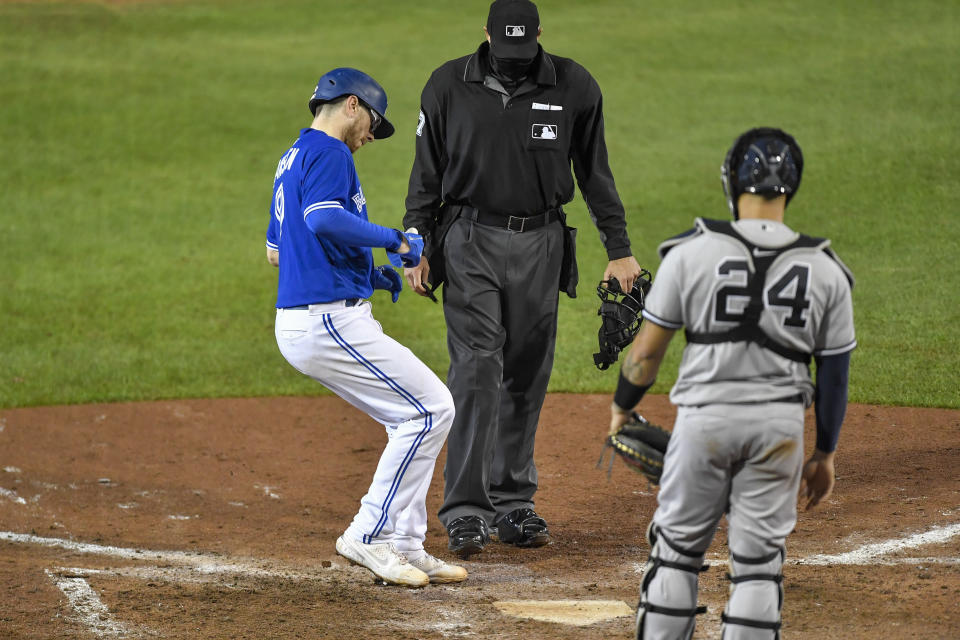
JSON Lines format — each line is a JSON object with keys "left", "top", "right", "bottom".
{"left": 609, "top": 127, "right": 856, "bottom": 639}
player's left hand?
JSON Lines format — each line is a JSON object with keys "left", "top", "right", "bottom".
{"left": 603, "top": 256, "right": 643, "bottom": 294}
{"left": 388, "top": 232, "right": 424, "bottom": 269}
{"left": 601, "top": 411, "right": 671, "bottom": 484}
{"left": 609, "top": 402, "right": 630, "bottom": 436}
{"left": 373, "top": 265, "right": 403, "bottom": 303}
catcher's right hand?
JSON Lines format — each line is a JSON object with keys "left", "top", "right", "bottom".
{"left": 602, "top": 413, "right": 671, "bottom": 484}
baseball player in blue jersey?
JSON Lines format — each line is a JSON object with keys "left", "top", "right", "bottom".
{"left": 610, "top": 128, "right": 855, "bottom": 638}
{"left": 265, "top": 68, "right": 466, "bottom": 587}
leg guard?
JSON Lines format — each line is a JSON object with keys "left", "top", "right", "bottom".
{"left": 721, "top": 547, "right": 785, "bottom": 640}
{"left": 636, "top": 522, "right": 708, "bottom": 640}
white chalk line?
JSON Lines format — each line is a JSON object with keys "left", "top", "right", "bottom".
{"left": 53, "top": 565, "right": 245, "bottom": 586}
{"left": 798, "top": 521, "right": 960, "bottom": 565}
{"left": 0, "top": 487, "right": 27, "bottom": 504}
{"left": 15, "top": 532, "right": 342, "bottom": 639}
{"left": 1, "top": 531, "right": 332, "bottom": 581}
{"left": 646, "top": 521, "right": 960, "bottom": 571}
{"left": 6, "top": 523, "right": 960, "bottom": 582}
{"left": 45, "top": 569, "right": 135, "bottom": 638}
{"left": 7, "top": 523, "right": 960, "bottom": 636}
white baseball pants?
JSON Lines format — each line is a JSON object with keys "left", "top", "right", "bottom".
{"left": 642, "top": 401, "right": 805, "bottom": 639}
{"left": 275, "top": 301, "right": 454, "bottom": 555}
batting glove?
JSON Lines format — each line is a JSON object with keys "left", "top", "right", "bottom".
{"left": 373, "top": 265, "right": 403, "bottom": 303}
{"left": 387, "top": 232, "right": 424, "bottom": 269}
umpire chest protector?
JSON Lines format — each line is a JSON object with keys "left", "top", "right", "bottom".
{"left": 660, "top": 218, "right": 852, "bottom": 364}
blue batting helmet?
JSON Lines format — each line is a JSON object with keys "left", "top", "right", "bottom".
{"left": 308, "top": 68, "right": 395, "bottom": 139}
{"left": 721, "top": 127, "right": 803, "bottom": 219}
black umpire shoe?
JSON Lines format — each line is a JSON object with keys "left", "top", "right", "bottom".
{"left": 447, "top": 515, "right": 490, "bottom": 558}
{"left": 494, "top": 508, "right": 551, "bottom": 548}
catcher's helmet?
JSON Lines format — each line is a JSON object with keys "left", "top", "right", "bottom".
{"left": 721, "top": 127, "right": 803, "bottom": 219}
{"left": 308, "top": 67, "right": 395, "bottom": 139}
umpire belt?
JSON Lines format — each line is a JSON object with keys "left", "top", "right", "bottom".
{"left": 463, "top": 207, "right": 561, "bottom": 233}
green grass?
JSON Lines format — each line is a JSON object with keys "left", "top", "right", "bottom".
{"left": 1, "top": 0, "right": 957, "bottom": 408}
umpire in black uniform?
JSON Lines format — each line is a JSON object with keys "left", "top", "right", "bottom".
{"left": 403, "top": 0, "right": 643, "bottom": 557}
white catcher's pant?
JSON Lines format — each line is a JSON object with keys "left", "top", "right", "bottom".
{"left": 275, "top": 301, "right": 454, "bottom": 555}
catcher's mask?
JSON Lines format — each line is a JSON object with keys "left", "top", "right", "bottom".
{"left": 593, "top": 270, "right": 652, "bottom": 370}
{"left": 721, "top": 127, "right": 803, "bottom": 219}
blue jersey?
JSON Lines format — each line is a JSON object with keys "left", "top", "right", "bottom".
{"left": 266, "top": 128, "right": 398, "bottom": 308}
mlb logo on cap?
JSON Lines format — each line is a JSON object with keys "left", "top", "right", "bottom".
{"left": 487, "top": 0, "right": 540, "bottom": 59}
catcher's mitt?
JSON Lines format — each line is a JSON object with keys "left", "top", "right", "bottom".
{"left": 598, "top": 413, "right": 671, "bottom": 484}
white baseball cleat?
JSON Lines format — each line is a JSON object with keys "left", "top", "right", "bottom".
{"left": 335, "top": 536, "right": 429, "bottom": 588}
{"left": 406, "top": 552, "right": 468, "bottom": 584}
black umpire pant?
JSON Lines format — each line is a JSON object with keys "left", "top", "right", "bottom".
{"left": 437, "top": 212, "right": 564, "bottom": 528}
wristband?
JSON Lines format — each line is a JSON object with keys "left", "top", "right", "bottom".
{"left": 388, "top": 229, "right": 405, "bottom": 251}
{"left": 613, "top": 371, "right": 652, "bottom": 411}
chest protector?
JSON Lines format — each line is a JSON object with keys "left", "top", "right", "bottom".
{"left": 662, "top": 219, "right": 848, "bottom": 365}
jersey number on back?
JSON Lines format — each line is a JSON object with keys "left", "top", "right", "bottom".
{"left": 715, "top": 260, "right": 811, "bottom": 328}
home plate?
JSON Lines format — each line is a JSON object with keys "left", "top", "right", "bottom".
{"left": 493, "top": 600, "right": 634, "bottom": 626}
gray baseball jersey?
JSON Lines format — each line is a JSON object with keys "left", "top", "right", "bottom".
{"left": 642, "top": 217, "right": 856, "bottom": 407}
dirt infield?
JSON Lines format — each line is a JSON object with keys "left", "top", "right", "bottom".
{"left": 1, "top": 394, "right": 958, "bottom": 639}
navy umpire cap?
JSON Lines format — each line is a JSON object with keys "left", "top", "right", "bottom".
{"left": 308, "top": 68, "right": 395, "bottom": 139}
{"left": 487, "top": 0, "right": 540, "bottom": 59}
